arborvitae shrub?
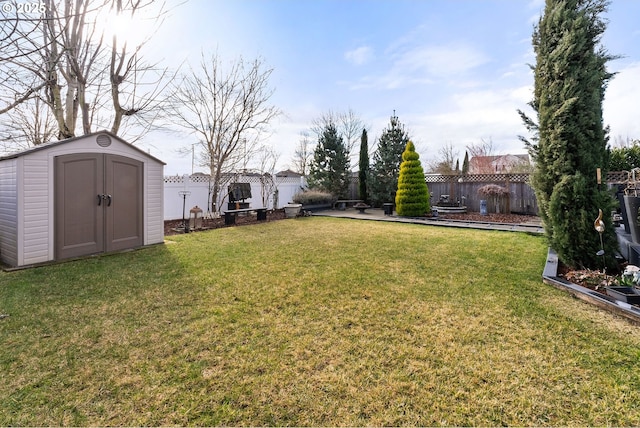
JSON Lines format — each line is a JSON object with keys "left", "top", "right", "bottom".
{"left": 395, "top": 141, "right": 430, "bottom": 216}
{"left": 519, "top": 0, "right": 617, "bottom": 269}
{"left": 548, "top": 172, "right": 613, "bottom": 269}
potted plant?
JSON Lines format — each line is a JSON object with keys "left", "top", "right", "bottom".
{"left": 284, "top": 203, "right": 302, "bottom": 218}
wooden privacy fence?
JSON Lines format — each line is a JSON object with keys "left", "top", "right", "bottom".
{"left": 348, "top": 171, "right": 629, "bottom": 215}
{"left": 425, "top": 173, "right": 538, "bottom": 214}
{"left": 346, "top": 173, "right": 538, "bottom": 214}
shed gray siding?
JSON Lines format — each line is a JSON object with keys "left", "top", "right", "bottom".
{"left": 0, "top": 159, "right": 18, "bottom": 266}
{"left": 0, "top": 131, "right": 165, "bottom": 267}
{"left": 146, "top": 161, "right": 164, "bottom": 245}
{"left": 22, "top": 157, "right": 50, "bottom": 265}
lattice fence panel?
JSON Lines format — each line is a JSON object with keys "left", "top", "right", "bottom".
{"left": 424, "top": 173, "right": 532, "bottom": 183}
{"left": 607, "top": 171, "right": 631, "bottom": 184}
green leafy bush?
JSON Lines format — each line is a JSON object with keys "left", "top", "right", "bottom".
{"left": 395, "top": 141, "right": 430, "bottom": 216}
{"left": 609, "top": 143, "right": 640, "bottom": 171}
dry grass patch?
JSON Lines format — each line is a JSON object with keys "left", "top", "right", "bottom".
{"left": 1, "top": 217, "right": 640, "bottom": 425}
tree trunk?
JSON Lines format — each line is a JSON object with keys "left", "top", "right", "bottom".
{"left": 211, "top": 163, "right": 222, "bottom": 213}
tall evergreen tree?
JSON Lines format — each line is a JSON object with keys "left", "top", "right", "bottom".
{"left": 358, "top": 128, "right": 369, "bottom": 202}
{"left": 462, "top": 151, "right": 469, "bottom": 175}
{"left": 518, "top": 0, "right": 617, "bottom": 269}
{"left": 395, "top": 141, "right": 430, "bottom": 216}
{"left": 308, "top": 123, "right": 350, "bottom": 198}
{"left": 368, "top": 112, "right": 410, "bottom": 206}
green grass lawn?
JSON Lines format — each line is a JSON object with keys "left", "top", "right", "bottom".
{"left": 2, "top": 217, "right": 640, "bottom": 426}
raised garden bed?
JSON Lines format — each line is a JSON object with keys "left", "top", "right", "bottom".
{"left": 543, "top": 248, "right": 640, "bottom": 325}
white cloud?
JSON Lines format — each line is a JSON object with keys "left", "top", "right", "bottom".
{"left": 393, "top": 43, "right": 489, "bottom": 78}
{"left": 604, "top": 61, "right": 640, "bottom": 140}
{"left": 344, "top": 46, "right": 374, "bottom": 66}
{"left": 346, "top": 41, "right": 489, "bottom": 91}
{"left": 406, "top": 85, "right": 532, "bottom": 164}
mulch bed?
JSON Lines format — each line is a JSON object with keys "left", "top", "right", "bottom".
{"left": 438, "top": 212, "right": 539, "bottom": 224}
{"left": 556, "top": 258, "right": 637, "bottom": 304}
{"left": 164, "top": 209, "right": 287, "bottom": 236}
{"left": 559, "top": 265, "right": 617, "bottom": 291}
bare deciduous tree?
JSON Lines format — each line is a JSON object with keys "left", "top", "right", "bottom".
{"left": 253, "top": 145, "right": 280, "bottom": 209}
{"left": 310, "top": 108, "right": 367, "bottom": 164}
{"left": 428, "top": 142, "right": 459, "bottom": 175}
{"left": 167, "top": 53, "right": 281, "bottom": 212}
{"left": 611, "top": 135, "right": 638, "bottom": 149}
{"left": 0, "top": 97, "right": 57, "bottom": 151}
{"left": 291, "top": 130, "right": 313, "bottom": 175}
{"left": 0, "top": 0, "right": 171, "bottom": 147}
{"left": 466, "top": 138, "right": 496, "bottom": 174}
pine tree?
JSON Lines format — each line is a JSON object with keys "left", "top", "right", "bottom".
{"left": 308, "top": 123, "right": 350, "bottom": 198}
{"left": 519, "top": 0, "right": 617, "bottom": 269}
{"left": 368, "top": 112, "right": 410, "bottom": 206}
{"left": 462, "top": 151, "right": 469, "bottom": 175}
{"left": 395, "top": 141, "right": 430, "bottom": 216}
{"left": 358, "top": 128, "right": 369, "bottom": 202}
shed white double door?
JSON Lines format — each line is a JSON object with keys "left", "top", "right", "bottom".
{"left": 54, "top": 153, "right": 143, "bottom": 260}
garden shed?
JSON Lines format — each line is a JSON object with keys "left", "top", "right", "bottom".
{"left": 0, "top": 131, "right": 165, "bottom": 268}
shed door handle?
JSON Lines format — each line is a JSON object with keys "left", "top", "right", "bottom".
{"left": 106, "top": 195, "right": 112, "bottom": 207}
{"left": 97, "top": 194, "right": 102, "bottom": 206}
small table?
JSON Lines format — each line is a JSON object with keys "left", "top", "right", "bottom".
{"left": 333, "top": 199, "right": 363, "bottom": 210}
{"left": 353, "top": 203, "right": 371, "bottom": 214}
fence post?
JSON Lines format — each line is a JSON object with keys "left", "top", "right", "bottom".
{"left": 505, "top": 175, "right": 511, "bottom": 213}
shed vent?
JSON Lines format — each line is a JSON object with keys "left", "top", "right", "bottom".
{"left": 96, "top": 134, "right": 112, "bottom": 147}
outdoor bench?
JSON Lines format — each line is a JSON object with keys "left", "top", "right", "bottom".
{"left": 224, "top": 207, "right": 267, "bottom": 225}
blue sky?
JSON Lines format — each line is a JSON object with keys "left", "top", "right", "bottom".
{"left": 143, "top": 0, "right": 640, "bottom": 175}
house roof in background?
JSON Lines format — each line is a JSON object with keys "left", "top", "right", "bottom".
{"left": 276, "top": 169, "right": 303, "bottom": 177}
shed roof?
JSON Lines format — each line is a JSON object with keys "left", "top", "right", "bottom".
{"left": 0, "top": 130, "right": 165, "bottom": 165}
